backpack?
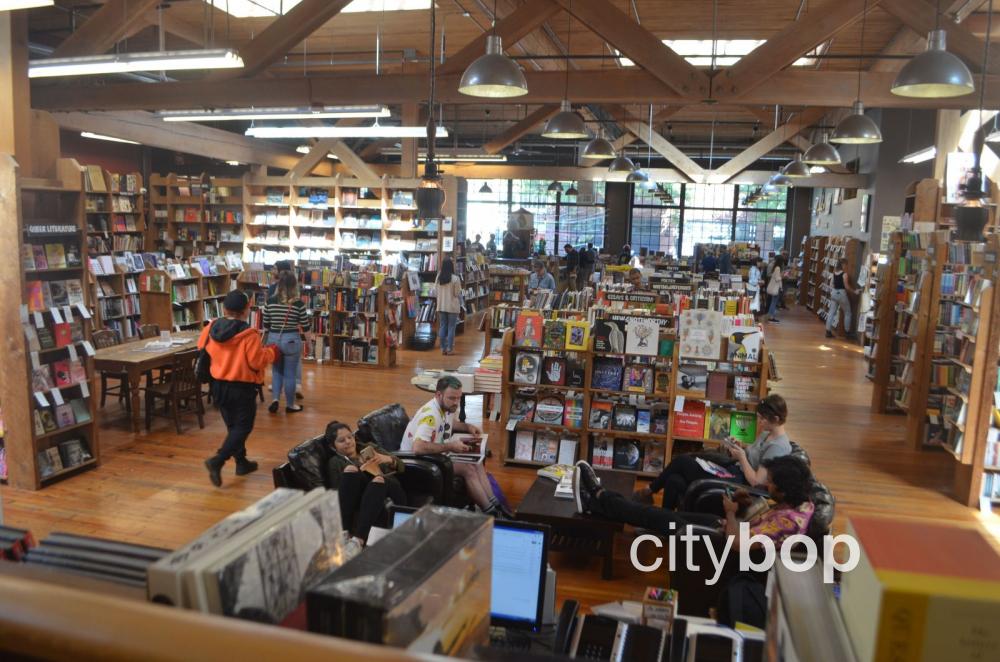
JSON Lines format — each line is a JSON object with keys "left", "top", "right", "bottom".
{"left": 195, "top": 323, "right": 214, "bottom": 384}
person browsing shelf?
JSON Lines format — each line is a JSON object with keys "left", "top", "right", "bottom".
{"left": 635, "top": 395, "right": 793, "bottom": 509}
{"left": 701, "top": 250, "right": 719, "bottom": 274}
{"left": 578, "top": 242, "right": 597, "bottom": 289}
{"left": 747, "top": 259, "right": 764, "bottom": 319}
{"left": 826, "top": 258, "right": 858, "bottom": 340}
{"left": 435, "top": 258, "right": 463, "bottom": 356}
{"left": 627, "top": 267, "right": 645, "bottom": 290}
{"left": 528, "top": 259, "right": 556, "bottom": 292}
{"left": 563, "top": 244, "right": 581, "bottom": 291}
{"left": 262, "top": 272, "right": 309, "bottom": 414}
{"left": 324, "top": 421, "right": 406, "bottom": 550}
{"left": 575, "top": 455, "right": 815, "bottom": 548}
{"left": 765, "top": 255, "right": 785, "bottom": 323}
{"left": 266, "top": 261, "right": 303, "bottom": 402}
{"left": 486, "top": 233, "right": 497, "bottom": 258}
{"left": 401, "top": 376, "right": 510, "bottom": 518}
{"left": 618, "top": 244, "right": 633, "bottom": 266}
{"left": 199, "top": 291, "right": 279, "bottom": 487}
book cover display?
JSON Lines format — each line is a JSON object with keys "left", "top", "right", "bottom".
{"left": 727, "top": 329, "right": 761, "bottom": 362}
{"left": 535, "top": 396, "right": 566, "bottom": 426}
{"left": 542, "top": 320, "right": 566, "bottom": 350}
{"left": 542, "top": 357, "right": 567, "bottom": 385}
{"left": 589, "top": 401, "right": 613, "bottom": 430}
{"left": 593, "top": 319, "right": 625, "bottom": 353}
{"left": 625, "top": 317, "right": 659, "bottom": 356}
{"left": 509, "top": 396, "right": 536, "bottom": 422}
{"left": 612, "top": 439, "right": 642, "bottom": 471}
{"left": 591, "top": 357, "right": 625, "bottom": 391}
{"left": 625, "top": 364, "right": 654, "bottom": 394}
{"left": 729, "top": 411, "right": 757, "bottom": 443}
{"left": 564, "top": 320, "right": 590, "bottom": 351}
{"left": 673, "top": 399, "right": 707, "bottom": 439}
{"left": 512, "top": 352, "right": 541, "bottom": 384}
{"left": 679, "top": 309, "right": 722, "bottom": 359}
{"left": 676, "top": 363, "right": 709, "bottom": 396}
{"left": 513, "top": 431, "right": 535, "bottom": 460}
{"left": 514, "top": 311, "right": 543, "bottom": 347}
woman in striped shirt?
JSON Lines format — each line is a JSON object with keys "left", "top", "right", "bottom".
{"left": 263, "top": 271, "right": 309, "bottom": 413}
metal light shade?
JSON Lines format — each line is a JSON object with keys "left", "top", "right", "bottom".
{"left": 566, "top": 184, "right": 579, "bottom": 196}
{"left": 781, "top": 154, "right": 811, "bottom": 178}
{"left": 626, "top": 169, "right": 649, "bottom": 183}
{"left": 831, "top": 100, "right": 883, "bottom": 144}
{"left": 608, "top": 154, "right": 636, "bottom": 172}
{"left": 416, "top": 171, "right": 446, "bottom": 219}
{"left": 769, "top": 173, "right": 793, "bottom": 188}
{"left": 458, "top": 35, "right": 529, "bottom": 98}
{"left": 547, "top": 180, "right": 563, "bottom": 192}
{"left": 479, "top": 181, "right": 492, "bottom": 194}
{"left": 581, "top": 136, "right": 616, "bottom": 159}
{"left": 891, "top": 29, "right": 975, "bottom": 98}
{"left": 542, "top": 100, "right": 591, "bottom": 139}
{"left": 803, "top": 133, "right": 842, "bottom": 165}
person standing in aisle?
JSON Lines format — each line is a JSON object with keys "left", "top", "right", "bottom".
{"left": 719, "top": 247, "right": 733, "bottom": 275}
{"left": 486, "top": 233, "right": 497, "bottom": 258}
{"left": 578, "top": 242, "right": 596, "bottom": 290}
{"left": 563, "top": 243, "right": 581, "bottom": 291}
{"left": 701, "top": 249, "right": 719, "bottom": 274}
{"left": 617, "top": 244, "right": 633, "bottom": 266}
{"left": 471, "top": 234, "right": 486, "bottom": 254}
{"left": 267, "top": 260, "right": 304, "bottom": 402}
{"left": 766, "top": 255, "right": 785, "bottom": 323}
{"left": 263, "top": 272, "right": 308, "bottom": 413}
{"left": 199, "top": 291, "right": 279, "bottom": 487}
{"left": 435, "top": 257, "right": 463, "bottom": 356}
{"left": 747, "top": 258, "right": 764, "bottom": 320}
{"left": 825, "top": 258, "right": 858, "bottom": 340}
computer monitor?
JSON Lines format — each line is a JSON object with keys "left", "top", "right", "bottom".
{"left": 389, "top": 508, "right": 549, "bottom": 633}
{"left": 490, "top": 520, "right": 549, "bottom": 632}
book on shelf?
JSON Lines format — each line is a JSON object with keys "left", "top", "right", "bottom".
{"left": 557, "top": 438, "right": 578, "bottom": 465}
{"left": 729, "top": 411, "right": 757, "bottom": 443}
{"left": 509, "top": 395, "right": 536, "bottom": 422}
{"left": 541, "top": 356, "right": 567, "bottom": 385}
{"left": 676, "top": 362, "right": 709, "bottom": 396}
{"left": 612, "top": 404, "right": 638, "bottom": 432}
{"left": 624, "top": 364, "right": 654, "bottom": 394}
{"left": 624, "top": 317, "right": 660, "bottom": 356}
{"left": 673, "top": 399, "right": 707, "bottom": 438}
{"left": 642, "top": 442, "right": 665, "bottom": 473}
{"left": 563, "top": 393, "right": 584, "bottom": 428}
{"left": 542, "top": 319, "right": 566, "bottom": 350}
{"left": 513, "top": 430, "right": 535, "bottom": 461}
{"left": 593, "top": 319, "right": 625, "bottom": 353}
{"left": 636, "top": 408, "right": 651, "bottom": 434}
{"left": 592, "top": 357, "right": 625, "bottom": 391}
{"left": 514, "top": 310, "right": 543, "bottom": 347}
{"left": 592, "top": 438, "right": 614, "bottom": 468}
{"left": 705, "top": 407, "right": 733, "bottom": 442}
{"left": 589, "top": 400, "right": 613, "bottom": 430}
{"left": 565, "top": 320, "right": 590, "bottom": 351}
{"left": 534, "top": 396, "right": 565, "bottom": 426}
{"left": 612, "top": 439, "right": 642, "bottom": 471}
{"left": 512, "top": 351, "right": 542, "bottom": 385}
{"left": 532, "top": 432, "right": 559, "bottom": 464}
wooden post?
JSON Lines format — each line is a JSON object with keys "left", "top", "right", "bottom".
{"left": 0, "top": 12, "right": 33, "bottom": 177}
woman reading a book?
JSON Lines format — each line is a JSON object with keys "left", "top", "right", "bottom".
{"left": 324, "top": 421, "right": 406, "bottom": 551}
{"left": 636, "top": 394, "right": 793, "bottom": 510}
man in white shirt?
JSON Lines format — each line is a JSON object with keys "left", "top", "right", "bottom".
{"left": 401, "top": 376, "right": 509, "bottom": 517}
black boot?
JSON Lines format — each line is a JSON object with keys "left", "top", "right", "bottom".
{"left": 205, "top": 455, "right": 226, "bottom": 487}
{"left": 235, "top": 457, "right": 259, "bottom": 476}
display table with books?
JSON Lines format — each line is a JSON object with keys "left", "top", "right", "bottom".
{"left": 515, "top": 468, "right": 635, "bottom": 580}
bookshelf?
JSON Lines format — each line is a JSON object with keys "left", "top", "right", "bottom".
{"left": 857, "top": 250, "right": 880, "bottom": 357}
{"left": 814, "top": 236, "right": 864, "bottom": 336}
{"left": 329, "top": 275, "right": 401, "bottom": 368}
{"left": 803, "top": 236, "right": 827, "bottom": 311}
{"left": 489, "top": 267, "right": 530, "bottom": 306}
{"left": 498, "top": 312, "right": 769, "bottom": 479}
{"left": 138, "top": 256, "right": 241, "bottom": 332}
{"left": 204, "top": 176, "right": 245, "bottom": 252}
{"left": 13, "top": 161, "right": 101, "bottom": 490}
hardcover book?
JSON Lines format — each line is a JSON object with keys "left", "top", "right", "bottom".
{"left": 39, "top": 409, "right": 58, "bottom": 433}
{"left": 54, "top": 403, "right": 75, "bottom": 428}
{"left": 542, "top": 356, "right": 567, "bottom": 385}
{"left": 534, "top": 396, "right": 566, "bottom": 426}
{"left": 678, "top": 309, "right": 722, "bottom": 359}
{"left": 45, "top": 244, "right": 67, "bottom": 269}
{"left": 566, "top": 356, "right": 586, "bottom": 388}
{"left": 729, "top": 411, "right": 757, "bottom": 444}
{"left": 727, "top": 329, "right": 761, "bottom": 362}
{"left": 49, "top": 280, "right": 70, "bottom": 307}
{"left": 593, "top": 319, "right": 625, "bottom": 353}
{"left": 625, "top": 364, "right": 653, "bottom": 394}
{"left": 532, "top": 433, "right": 559, "bottom": 464}
{"left": 512, "top": 351, "right": 542, "bottom": 385}
{"left": 588, "top": 400, "right": 613, "bottom": 430}
{"left": 676, "top": 363, "right": 709, "bottom": 396}
{"left": 36, "top": 326, "right": 56, "bottom": 350}
{"left": 612, "top": 404, "right": 638, "bottom": 432}
{"left": 509, "top": 396, "right": 536, "bottom": 422}
{"left": 514, "top": 310, "right": 543, "bottom": 348}
{"left": 542, "top": 320, "right": 567, "bottom": 350}
{"left": 636, "top": 408, "right": 651, "bottom": 434}
{"left": 513, "top": 431, "right": 535, "bottom": 461}
{"left": 51, "top": 360, "right": 73, "bottom": 387}
{"left": 642, "top": 442, "right": 665, "bottom": 473}
{"left": 672, "top": 399, "right": 707, "bottom": 439}
{"left": 706, "top": 371, "right": 729, "bottom": 402}
{"left": 31, "top": 245, "right": 48, "bottom": 270}
{"left": 658, "top": 335, "right": 675, "bottom": 358}
{"left": 26, "top": 280, "right": 45, "bottom": 312}
{"left": 592, "top": 438, "right": 614, "bottom": 468}
{"left": 706, "top": 407, "right": 733, "bottom": 442}
{"left": 564, "top": 320, "right": 590, "bottom": 351}
{"left": 69, "top": 359, "right": 88, "bottom": 384}
{"left": 563, "top": 394, "right": 584, "bottom": 428}
{"left": 651, "top": 411, "right": 670, "bottom": 435}
{"left": 612, "top": 439, "right": 642, "bottom": 471}
{"left": 591, "top": 357, "right": 624, "bottom": 392}
{"left": 625, "top": 317, "right": 659, "bottom": 356}
{"left": 70, "top": 398, "right": 92, "bottom": 424}
{"left": 53, "top": 323, "right": 72, "bottom": 348}
{"left": 653, "top": 369, "right": 672, "bottom": 397}
{"left": 31, "top": 366, "right": 54, "bottom": 392}
{"left": 733, "top": 376, "right": 758, "bottom": 402}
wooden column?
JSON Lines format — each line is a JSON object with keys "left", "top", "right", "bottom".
{"left": 0, "top": 12, "right": 32, "bottom": 176}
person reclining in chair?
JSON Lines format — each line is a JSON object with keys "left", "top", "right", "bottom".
{"left": 573, "top": 455, "right": 815, "bottom": 548}
{"left": 401, "top": 376, "right": 511, "bottom": 518}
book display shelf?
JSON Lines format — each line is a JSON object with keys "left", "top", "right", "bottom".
{"left": 147, "top": 173, "right": 244, "bottom": 258}
{"left": 13, "top": 161, "right": 101, "bottom": 490}
{"left": 857, "top": 250, "right": 881, "bottom": 353}
{"left": 801, "top": 236, "right": 827, "bottom": 311}
{"left": 499, "top": 310, "right": 769, "bottom": 479}
{"left": 814, "top": 236, "right": 864, "bottom": 335}
{"left": 457, "top": 251, "right": 490, "bottom": 319}
{"left": 329, "top": 272, "right": 401, "bottom": 368}
{"left": 489, "top": 266, "right": 529, "bottom": 307}
{"left": 138, "top": 256, "right": 241, "bottom": 332}
{"left": 204, "top": 176, "right": 245, "bottom": 253}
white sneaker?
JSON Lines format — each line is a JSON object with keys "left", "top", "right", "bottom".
{"left": 342, "top": 536, "right": 364, "bottom": 561}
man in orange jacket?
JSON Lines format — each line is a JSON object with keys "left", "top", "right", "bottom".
{"left": 198, "top": 290, "right": 279, "bottom": 487}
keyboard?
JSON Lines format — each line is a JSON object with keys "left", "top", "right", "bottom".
{"left": 489, "top": 626, "right": 531, "bottom": 652}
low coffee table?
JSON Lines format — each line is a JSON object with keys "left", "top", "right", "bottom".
{"left": 515, "top": 469, "right": 636, "bottom": 580}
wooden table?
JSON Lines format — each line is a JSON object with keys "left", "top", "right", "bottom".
{"left": 515, "top": 469, "right": 636, "bottom": 580}
{"left": 92, "top": 331, "right": 201, "bottom": 433}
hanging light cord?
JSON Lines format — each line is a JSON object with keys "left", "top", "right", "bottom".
{"left": 426, "top": 1, "right": 437, "bottom": 167}
{"left": 973, "top": 0, "right": 993, "bottom": 172}
{"left": 856, "top": 0, "right": 869, "bottom": 101}
{"left": 563, "top": 0, "right": 573, "bottom": 101}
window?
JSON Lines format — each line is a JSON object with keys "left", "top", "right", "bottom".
{"left": 210, "top": 0, "right": 429, "bottom": 18}
{"left": 466, "top": 179, "right": 606, "bottom": 254}
{"left": 630, "top": 183, "right": 788, "bottom": 258}
{"left": 616, "top": 39, "right": 822, "bottom": 68}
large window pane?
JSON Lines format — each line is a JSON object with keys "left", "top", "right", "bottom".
{"left": 684, "top": 183, "right": 735, "bottom": 209}
{"left": 631, "top": 207, "right": 681, "bottom": 256}
{"left": 735, "top": 210, "right": 786, "bottom": 256}
{"left": 560, "top": 205, "right": 606, "bottom": 248}
{"left": 681, "top": 207, "right": 733, "bottom": 256}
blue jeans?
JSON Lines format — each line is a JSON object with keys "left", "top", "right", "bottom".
{"left": 438, "top": 311, "right": 459, "bottom": 352}
{"left": 269, "top": 330, "right": 302, "bottom": 405}
{"left": 767, "top": 291, "right": 779, "bottom": 319}
{"left": 826, "top": 289, "right": 852, "bottom": 332}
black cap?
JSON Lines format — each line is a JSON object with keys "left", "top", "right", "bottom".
{"left": 223, "top": 290, "right": 250, "bottom": 312}
{"left": 274, "top": 260, "right": 293, "bottom": 272}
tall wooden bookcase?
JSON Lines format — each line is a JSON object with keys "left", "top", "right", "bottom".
{"left": 10, "top": 159, "right": 101, "bottom": 490}
{"left": 802, "top": 236, "right": 827, "bottom": 312}
{"left": 813, "top": 236, "right": 864, "bottom": 335}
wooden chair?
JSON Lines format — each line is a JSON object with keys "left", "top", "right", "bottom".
{"left": 145, "top": 349, "right": 205, "bottom": 434}
{"left": 138, "top": 324, "right": 170, "bottom": 384}
{"left": 93, "top": 329, "right": 131, "bottom": 412}
{"left": 138, "top": 324, "right": 160, "bottom": 339}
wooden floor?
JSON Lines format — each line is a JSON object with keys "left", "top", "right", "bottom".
{"left": 3, "top": 307, "right": 999, "bottom": 610}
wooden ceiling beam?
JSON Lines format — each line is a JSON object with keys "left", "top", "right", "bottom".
{"left": 713, "top": 107, "right": 827, "bottom": 181}
{"left": 610, "top": 106, "right": 685, "bottom": 153}
{"left": 49, "top": 111, "right": 333, "bottom": 174}
{"left": 745, "top": 106, "right": 849, "bottom": 174}
{"left": 553, "top": 0, "right": 710, "bottom": 98}
{"left": 325, "top": 141, "right": 380, "bottom": 185}
{"left": 51, "top": 0, "right": 162, "bottom": 58}
{"left": 439, "top": 0, "right": 561, "bottom": 76}
{"left": 482, "top": 104, "right": 560, "bottom": 154}
{"left": 32, "top": 69, "right": 1000, "bottom": 111}
{"left": 289, "top": 138, "right": 340, "bottom": 179}
{"left": 879, "top": 0, "right": 1000, "bottom": 73}
{"left": 605, "top": 104, "right": 704, "bottom": 182}
{"left": 713, "top": 0, "right": 878, "bottom": 99}
{"left": 359, "top": 138, "right": 397, "bottom": 161}
{"left": 210, "top": 0, "right": 353, "bottom": 80}
{"left": 139, "top": 10, "right": 205, "bottom": 47}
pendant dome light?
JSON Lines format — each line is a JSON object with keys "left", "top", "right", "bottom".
{"left": 582, "top": 135, "right": 616, "bottom": 159}
{"left": 891, "top": 1, "right": 973, "bottom": 98}
{"left": 832, "top": 0, "right": 882, "bottom": 144}
{"left": 626, "top": 169, "right": 649, "bottom": 183}
{"left": 458, "top": 0, "right": 528, "bottom": 98}
{"left": 608, "top": 153, "right": 636, "bottom": 173}
{"left": 566, "top": 183, "right": 579, "bottom": 196}
{"left": 542, "top": 0, "right": 591, "bottom": 140}
{"left": 547, "top": 180, "right": 563, "bottom": 193}
{"left": 803, "top": 132, "right": 842, "bottom": 165}
{"left": 769, "top": 173, "right": 793, "bottom": 188}
{"left": 781, "top": 153, "right": 811, "bottom": 178}
{"left": 479, "top": 181, "right": 493, "bottom": 194}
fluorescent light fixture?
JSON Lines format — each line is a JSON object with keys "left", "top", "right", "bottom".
{"left": 246, "top": 125, "right": 448, "bottom": 139}
{"left": 899, "top": 146, "right": 937, "bottom": 164}
{"left": 382, "top": 148, "right": 506, "bottom": 162}
{"left": 809, "top": 165, "right": 827, "bottom": 174}
{"left": 208, "top": 0, "right": 429, "bottom": 18}
{"left": 29, "top": 48, "right": 243, "bottom": 78}
{"left": 296, "top": 145, "right": 340, "bottom": 159}
{"left": 0, "top": 1, "right": 54, "bottom": 10}
{"left": 159, "top": 105, "right": 390, "bottom": 122}
{"left": 225, "top": 160, "right": 241, "bottom": 166}
{"left": 81, "top": 131, "right": 140, "bottom": 145}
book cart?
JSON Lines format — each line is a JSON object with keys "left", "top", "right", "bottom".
{"left": 497, "top": 310, "right": 769, "bottom": 480}
{"left": 11, "top": 159, "right": 101, "bottom": 490}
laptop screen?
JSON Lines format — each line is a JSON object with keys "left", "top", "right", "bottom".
{"left": 491, "top": 521, "right": 547, "bottom": 629}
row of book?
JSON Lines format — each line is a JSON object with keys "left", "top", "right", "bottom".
{"left": 34, "top": 391, "right": 92, "bottom": 435}
{"left": 112, "top": 234, "right": 144, "bottom": 252}
{"left": 173, "top": 308, "right": 197, "bottom": 326}
{"left": 22, "top": 243, "right": 83, "bottom": 271}
{"left": 512, "top": 430, "right": 579, "bottom": 465}
{"left": 337, "top": 339, "right": 379, "bottom": 364}
{"left": 406, "top": 253, "right": 439, "bottom": 272}
{"left": 674, "top": 400, "right": 757, "bottom": 443}
{"left": 514, "top": 312, "right": 592, "bottom": 351}
{"left": 104, "top": 317, "right": 142, "bottom": 341}
{"left": 332, "top": 314, "right": 378, "bottom": 339}
{"left": 528, "top": 288, "right": 594, "bottom": 311}
{"left": 510, "top": 393, "right": 586, "bottom": 428}
{"left": 591, "top": 438, "right": 664, "bottom": 473}
{"left": 37, "top": 437, "right": 94, "bottom": 479}
{"left": 207, "top": 209, "right": 243, "bottom": 224}
{"left": 176, "top": 226, "right": 201, "bottom": 241}
{"left": 23, "top": 316, "right": 88, "bottom": 353}
{"left": 331, "top": 288, "right": 378, "bottom": 312}
{"left": 512, "top": 352, "right": 588, "bottom": 388}
{"left": 25, "top": 279, "right": 86, "bottom": 312}
{"left": 172, "top": 284, "right": 200, "bottom": 303}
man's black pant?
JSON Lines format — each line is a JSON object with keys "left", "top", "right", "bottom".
{"left": 338, "top": 471, "right": 406, "bottom": 541}
{"left": 590, "top": 490, "right": 721, "bottom": 535}
{"left": 213, "top": 381, "right": 258, "bottom": 461}
{"left": 649, "top": 454, "right": 742, "bottom": 510}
